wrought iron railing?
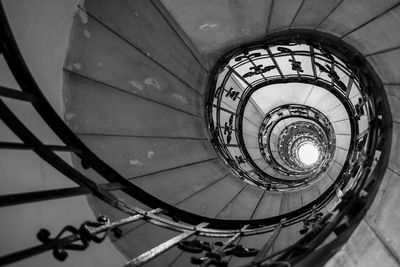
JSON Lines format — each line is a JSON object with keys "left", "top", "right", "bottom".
{"left": 257, "top": 104, "right": 336, "bottom": 183}
{"left": 206, "top": 34, "right": 365, "bottom": 191}
{"left": 0, "top": 3, "right": 391, "bottom": 267}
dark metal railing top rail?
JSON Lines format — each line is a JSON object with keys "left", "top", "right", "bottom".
{"left": 0, "top": 3, "right": 293, "bottom": 266}
{"left": 0, "top": 1, "right": 311, "bottom": 231}
{"left": 0, "top": 3, "right": 390, "bottom": 267}
{"left": 0, "top": 2, "right": 318, "bottom": 265}
{"left": 0, "top": 3, "right": 337, "bottom": 267}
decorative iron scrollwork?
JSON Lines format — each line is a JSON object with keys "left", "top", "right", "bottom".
{"left": 290, "top": 108, "right": 308, "bottom": 116}
{"left": 225, "top": 87, "right": 240, "bottom": 101}
{"left": 224, "top": 114, "right": 234, "bottom": 144}
{"left": 315, "top": 62, "right": 346, "bottom": 91}
{"left": 319, "top": 47, "right": 335, "bottom": 61}
{"left": 36, "top": 215, "right": 122, "bottom": 261}
{"left": 178, "top": 239, "right": 211, "bottom": 253}
{"left": 214, "top": 86, "right": 223, "bottom": 98}
{"left": 243, "top": 64, "right": 276, "bottom": 78}
{"left": 277, "top": 47, "right": 293, "bottom": 54}
{"left": 234, "top": 50, "right": 262, "bottom": 62}
{"left": 235, "top": 155, "right": 246, "bottom": 164}
{"left": 355, "top": 97, "right": 365, "bottom": 119}
{"left": 178, "top": 239, "right": 258, "bottom": 266}
{"left": 223, "top": 126, "right": 233, "bottom": 144}
{"left": 209, "top": 34, "right": 374, "bottom": 193}
{"left": 289, "top": 59, "right": 304, "bottom": 73}
{"left": 299, "top": 208, "right": 323, "bottom": 235}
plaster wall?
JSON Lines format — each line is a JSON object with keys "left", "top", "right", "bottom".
{"left": 0, "top": 1, "right": 124, "bottom": 266}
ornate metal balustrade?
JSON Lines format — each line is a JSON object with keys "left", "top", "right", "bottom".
{"left": 203, "top": 29, "right": 390, "bottom": 265}
{"left": 256, "top": 104, "right": 336, "bottom": 188}
{"left": 206, "top": 31, "right": 369, "bottom": 192}
{"left": 0, "top": 3, "right": 391, "bottom": 267}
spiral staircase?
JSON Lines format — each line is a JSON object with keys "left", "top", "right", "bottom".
{"left": 0, "top": 0, "right": 399, "bottom": 266}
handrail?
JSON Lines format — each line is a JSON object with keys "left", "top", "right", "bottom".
{"left": 207, "top": 36, "right": 360, "bottom": 192}
{"left": 0, "top": 3, "right": 339, "bottom": 265}
{"left": 0, "top": 3, "right": 390, "bottom": 267}
{"left": 0, "top": 1, "right": 343, "bottom": 230}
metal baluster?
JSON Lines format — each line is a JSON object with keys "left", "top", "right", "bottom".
{"left": 124, "top": 222, "right": 209, "bottom": 267}
{"left": 194, "top": 224, "right": 250, "bottom": 267}
{"left": 266, "top": 47, "right": 284, "bottom": 79}
{"left": 310, "top": 46, "right": 318, "bottom": 79}
{"left": 249, "top": 219, "right": 286, "bottom": 266}
{"left": 0, "top": 209, "right": 161, "bottom": 266}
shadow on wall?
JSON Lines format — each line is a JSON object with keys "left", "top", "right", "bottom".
{"left": 0, "top": 1, "right": 124, "bottom": 266}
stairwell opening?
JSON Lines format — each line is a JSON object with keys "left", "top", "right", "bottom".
{"left": 298, "top": 143, "right": 319, "bottom": 166}
{"left": 200, "top": 29, "right": 392, "bottom": 263}
{"left": 206, "top": 29, "right": 390, "bottom": 207}
{"left": 0, "top": 1, "right": 396, "bottom": 266}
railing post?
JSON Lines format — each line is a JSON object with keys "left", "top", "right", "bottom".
{"left": 191, "top": 224, "right": 250, "bottom": 267}
{"left": 250, "top": 218, "right": 286, "bottom": 266}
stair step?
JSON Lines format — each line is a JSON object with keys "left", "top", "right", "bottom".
{"left": 133, "top": 159, "right": 230, "bottom": 205}
{"left": 301, "top": 184, "right": 321, "bottom": 206}
{"left": 252, "top": 191, "right": 283, "bottom": 219}
{"left": 77, "top": 134, "right": 216, "bottom": 179}
{"left": 64, "top": 73, "right": 205, "bottom": 138}
{"left": 177, "top": 175, "right": 246, "bottom": 218}
{"left": 315, "top": 174, "right": 334, "bottom": 193}
{"left": 280, "top": 191, "right": 303, "bottom": 214}
{"left": 75, "top": 0, "right": 206, "bottom": 93}
{"left": 217, "top": 185, "right": 264, "bottom": 220}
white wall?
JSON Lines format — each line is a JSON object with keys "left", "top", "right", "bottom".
{"left": 0, "top": 1, "right": 124, "bottom": 266}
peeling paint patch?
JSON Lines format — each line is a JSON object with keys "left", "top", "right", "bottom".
{"left": 72, "top": 63, "right": 82, "bottom": 70}
{"left": 241, "top": 28, "right": 250, "bottom": 35}
{"left": 65, "top": 113, "right": 76, "bottom": 120}
{"left": 144, "top": 78, "right": 161, "bottom": 90}
{"left": 129, "top": 159, "right": 143, "bottom": 166}
{"left": 147, "top": 151, "right": 155, "bottom": 159}
{"left": 199, "top": 23, "right": 218, "bottom": 30}
{"left": 173, "top": 93, "right": 189, "bottom": 105}
{"left": 128, "top": 80, "right": 144, "bottom": 91}
{"left": 77, "top": 8, "right": 88, "bottom": 24}
{"left": 83, "top": 29, "right": 92, "bottom": 38}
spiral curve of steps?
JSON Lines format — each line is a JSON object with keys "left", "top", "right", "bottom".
{"left": 1, "top": 0, "right": 400, "bottom": 266}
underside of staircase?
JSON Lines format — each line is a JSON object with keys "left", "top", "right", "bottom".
{"left": 1, "top": 0, "right": 400, "bottom": 266}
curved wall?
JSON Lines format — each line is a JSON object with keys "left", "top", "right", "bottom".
{"left": 0, "top": 1, "right": 124, "bottom": 266}
{"left": 1, "top": 0, "right": 400, "bottom": 266}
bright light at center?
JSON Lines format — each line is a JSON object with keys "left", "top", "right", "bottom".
{"left": 298, "top": 143, "right": 319, "bottom": 165}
